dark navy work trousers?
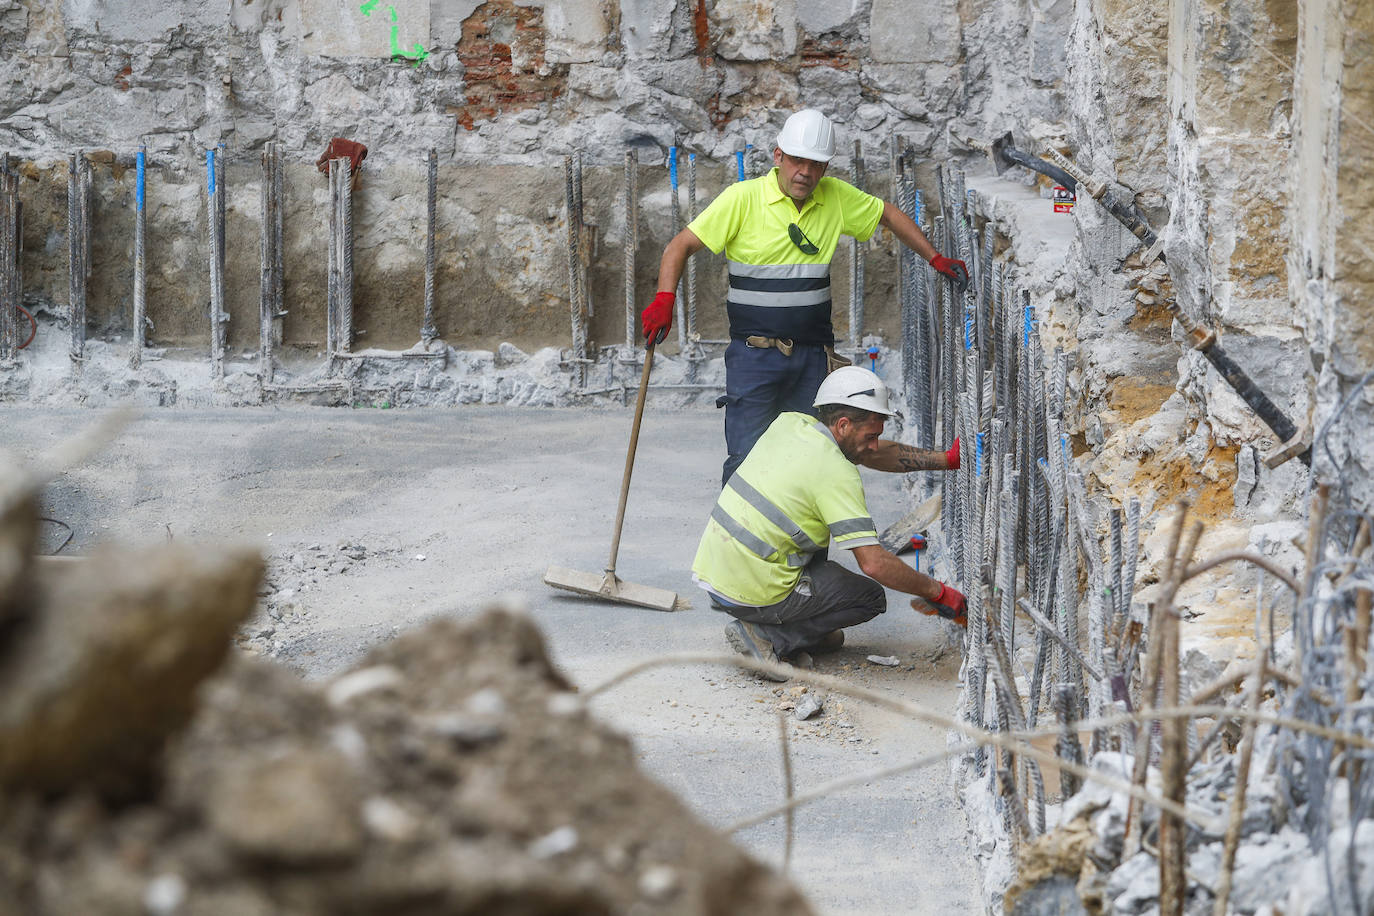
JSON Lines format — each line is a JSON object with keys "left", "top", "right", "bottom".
{"left": 719, "top": 339, "right": 830, "bottom": 487}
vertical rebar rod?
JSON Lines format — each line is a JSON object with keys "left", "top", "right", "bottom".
{"left": 259, "top": 143, "right": 274, "bottom": 381}
{"left": 132, "top": 146, "right": 146, "bottom": 368}
{"left": 338, "top": 156, "right": 352, "bottom": 354}
{"left": 0, "top": 156, "right": 16, "bottom": 363}
{"left": 623, "top": 148, "right": 638, "bottom": 351}
{"left": 272, "top": 141, "right": 283, "bottom": 350}
{"left": 669, "top": 147, "right": 686, "bottom": 352}
{"left": 563, "top": 156, "right": 586, "bottom": 384}
{"left": 850, "top": 139, "right": 866, "bottom": 351}
{"left": 686, "top": 151, "right": 698, "bottom": 343}
{"left": 206, "top": 148, "right": 226, "bottom": 378}
{"left": 327, "top": 160, "right": 339, "bottom": 358}
{"left": 67, "top": 152, "right": 86, "bottom": 364}
{"left": 1055, "top": 684, "right": 1084, "bottom": 799}
{"left": 998, "top": 470, "right": 1018, "bottom": 654}
{"left": 1124, "top": 497, "right": 1141, "bottom": 619}
{"left": 422, "top": 148, "right": 438, "bottom": 343}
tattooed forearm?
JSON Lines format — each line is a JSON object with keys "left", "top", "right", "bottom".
{"left": 895, "top": 445, "right": 946, "bottom": 471}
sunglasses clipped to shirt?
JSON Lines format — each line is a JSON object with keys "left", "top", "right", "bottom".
{"left": 788, "top": 223, "right": 819, "bottom": 256}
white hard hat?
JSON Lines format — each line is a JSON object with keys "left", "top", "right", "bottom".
{"left": 776, "top": 109, "right": 836, "bottom": 163}
{"left": 813, "top": 366, "right": 894, "bottom": 417}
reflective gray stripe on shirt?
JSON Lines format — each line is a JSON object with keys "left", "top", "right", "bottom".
{"left": 711, "top": 505, "right": 776, "bottom": 560}
{"left": 727, "top": 477, "right": 822, "bottom": 554}
{"left": 829, "top": 517, "right": 876, "bottom": 538}
{"left": 727, "top": 261, "right": 831, "bottom": 309}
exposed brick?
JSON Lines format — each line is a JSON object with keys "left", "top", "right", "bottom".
{"left": 453, "top": 0, "right": 562, "bottom": 129}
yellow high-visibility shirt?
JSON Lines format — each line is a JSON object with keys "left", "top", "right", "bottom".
{"left": 686, "top": 169, "right": 884, "bottom": 345}
{"left": 692, "top": 412, "right": 880, "bottom": 606}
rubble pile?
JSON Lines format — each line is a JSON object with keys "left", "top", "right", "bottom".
{"left": 0, "top": 470, "right": 809, "bottom": 916}
{"left": 1005, "top": 752, "right": 1374, "bottom": 916}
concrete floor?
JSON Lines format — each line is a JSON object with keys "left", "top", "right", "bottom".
{"left": 3, "top": 405, "right": 979, "bottom": 915}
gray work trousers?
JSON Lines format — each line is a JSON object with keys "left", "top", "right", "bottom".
{"left": 720, "top": 556, "right": 886, "bottom": 658}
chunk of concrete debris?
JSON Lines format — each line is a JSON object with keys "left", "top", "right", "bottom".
{"left": 794, "top": 693, "right": 824, "bottom": 720}
{"left": 866, "top": 654, "right": 901, "bottom": 667}
{"left": 206, "top": 747, "right": 365, "bottom": 864}
{"left": 0, "top": 543, "right": 262, "bottom": 799}
{"left": 326, "top": 664, "right": 403, "bottom": 707}
{"left": 528, "top": 825, "right": 579, "bottom": 859}
{"left": 639, "top": 864, "right": 681, "bottom": 902}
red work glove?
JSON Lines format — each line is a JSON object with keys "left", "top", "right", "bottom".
{"left": 913, "top": 583, "right": 967, "bottom": 627}
{"left": 930, "top": 254, "right": 969, "bottom": 293}
{"left": 945, "top": 437, "right": 960, "bottom": 470}
{"left": 641, "top": 290, "right": 675, "bottom": 345}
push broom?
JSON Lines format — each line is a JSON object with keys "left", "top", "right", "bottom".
{"left": 544, "top": 342, "right": 687, "bottom": 611}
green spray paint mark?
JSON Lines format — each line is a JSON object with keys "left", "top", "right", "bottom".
{"left": 358, "top": 2, "right": 428, "bottom": 67}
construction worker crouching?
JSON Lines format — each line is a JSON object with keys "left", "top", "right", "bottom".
{"left": 641, "top": 108, "right": 970, "bottom": 486}
{"left": 691, "top": 366, "right": 967, "bottom": 681}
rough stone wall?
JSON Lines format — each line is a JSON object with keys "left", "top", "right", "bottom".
{"left": 1291, "top": 0, "right": 1374, "bottom": 511}
{"left": 0, "top": 0, "right": 1062, "bottom": 354}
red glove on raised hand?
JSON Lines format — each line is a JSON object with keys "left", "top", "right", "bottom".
{"left": 945, "top": 437, "right": 960, "bottom": 471}
{"left": 930, "top": 255, "right": 970, "bottom": 293}
{"left": 641, "top": 291, "right": 675, "bottom": 345}
{"left": 913, "top": 582, "right": 967, "bottom": 627}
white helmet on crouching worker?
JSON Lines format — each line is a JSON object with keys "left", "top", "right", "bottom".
{"left": 776, "top": 109, "right": 836, "bottom": 163}
{"left": 813, "top": 366, "right": 894, "bottom": 417}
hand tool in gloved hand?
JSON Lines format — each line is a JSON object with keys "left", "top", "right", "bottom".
{"left": 930, "top": 254, "right": 969, "bottom": 294}
{"left": 545, "top": 342, "right": 687, "bottom": 611}
{"left": 879, "top": 491, "right": 942, "bottom": 553}
{"left": 912, "top": 582, "right": 967, "bottom": 627}
{"left": 640, "top": 291, "right": 675, "bottom": 345}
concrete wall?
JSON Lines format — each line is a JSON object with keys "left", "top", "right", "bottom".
{"left": 1290, "top": 0, "right": 1374, "bottom": 510}
{"left": 0, "top": 0, "right": 1061, "bottom": 355}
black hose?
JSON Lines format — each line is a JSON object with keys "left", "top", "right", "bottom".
{"left": 1002, "top": 147, "right": 1077, "bottom": 194}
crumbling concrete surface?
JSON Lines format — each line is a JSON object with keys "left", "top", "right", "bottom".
{"left": 0, "top": 479, "right": 811, "bottom": 915}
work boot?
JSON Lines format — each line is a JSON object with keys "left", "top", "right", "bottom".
{"left": 724, "top": 620, "right": 788, "bottom": 682}
{"left": 785, "top": 650, "right": 815, "bottom": 671}
{"left": 808, "top": 630, "right": 844, "bottom": 654}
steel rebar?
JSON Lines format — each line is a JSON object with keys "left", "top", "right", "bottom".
{"left": 68, "top": 151, "right": 88, "bottom": 364}
{"left": 849, "top": 139, "right": 866, "bottom": 352}
{"left": 339, "top": 156, "right": 352, "bottom": 355}
{"left": 131, "top": 146, "right": 146, "bottom": 368}
{"left": 0, "top": 156, "right": 17, "bottom": 363}
{"left": 669, "top": 147, "right": 686, "bottom": 352}
{"left": 623, "top": 148, "right": 638, "bottom": 351}
{"left": 327, "top": 159, "right": 339, "bottom": 357}
{"left": 422, "top": 148, "right": 438, "bottom": 343}
{"left": 686, "top": 151, "right": 698, "bottom": 344}
{"left": 563, "top": 156, "right": 586, "bottom": 384}
{"left": 258, "top": 143, "right": 276, "bottom": 381}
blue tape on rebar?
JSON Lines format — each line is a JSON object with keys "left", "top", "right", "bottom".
{"left": 735, "top": 151, "right": 745, "bottom": 182}
{"left": 976, "top": 431, "right": 985, "bottom": 478}
{"left": 136, "top": 150, "right": 145, "bottom": 212}
{"left": 669, "top": 146, "right": 678, "bottom": 189}
{"left": 1023, "top": 304, "right": 1034, "bottom": 345}
{"left": 206, "top": 149, "right": 215, "bottom": 194}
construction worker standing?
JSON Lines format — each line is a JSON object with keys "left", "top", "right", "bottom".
{"left": 692, "top": 367, "right": 967, "bottom": 680}
{"left": 641, "top": 109, "right": 969, "bottom": 486}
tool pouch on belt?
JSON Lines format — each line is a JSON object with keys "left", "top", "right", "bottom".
{"left": 824, "top": 345, "right": 851, "bottom": 374}
{"left": 745, "top": 335, "right": 794, "bottom": 357}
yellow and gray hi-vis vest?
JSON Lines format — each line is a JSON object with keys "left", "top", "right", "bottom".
{"left": 692, "top": 412, "right": 880, "bottom": 606}
{"left": 686, "top": 169, "right": 884, "bottom": 346}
